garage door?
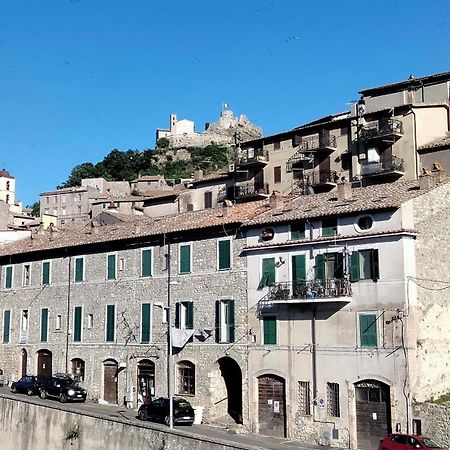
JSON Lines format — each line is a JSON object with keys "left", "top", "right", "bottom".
{"left": 258, "top": 375, "right": 286, "bottom": 438}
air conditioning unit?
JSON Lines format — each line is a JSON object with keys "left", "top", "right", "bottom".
{"left": 228, "top": 163, "right": 235, "bottom": 172}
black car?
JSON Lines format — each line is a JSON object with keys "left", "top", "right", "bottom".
{"left": 11, "top": 376, "right": 43, "bottom": 396}
{"left": 39, "top": 375, "right": 87, "bottom": 403}
{"left": 138, "top": 397, "right": 195, "bottom": 426}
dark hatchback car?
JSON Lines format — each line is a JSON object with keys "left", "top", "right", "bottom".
{"left": 39, "top": 376, "right": 87, "bottom": 403}
{"left": 11, "top": 376, "right": 43, "bottom": 396}
{"left": 379, "top": 434, "right": 446, "bottom": 449}
{"left": 138, "top": 397, "right": 194, "bottom": 426}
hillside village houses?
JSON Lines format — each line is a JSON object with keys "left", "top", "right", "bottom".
{"left": 1, "top": 70, "right": 450, "bottom": 449}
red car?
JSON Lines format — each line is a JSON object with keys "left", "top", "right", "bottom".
{"left": 379, "top": 434, "right": 445, "bottom": 449}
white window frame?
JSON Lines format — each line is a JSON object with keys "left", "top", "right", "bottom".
{"left": 218, "top": 298, "right": 233, "bottom": 343}
{"left": 56, "top": 314, "right": 62, "bottom": 330}
{"left": 42, "top": 260, "right": 52, "bottom": 285}
{"left": 4, "top": 265, "right": 13, "bottom": 289}
{"left": 87, "top": 313, "right": 94, "bottom": 329}
{"left": 22, "top": 264, "right": 31, "bottom": 287}
{"left": 260, "top": 314, "right": 278, "bottom": 346}
{"left": 216, "top": 237, "right": 233, "bottom": 271}
{"left": 105, "top": 303, "right": 116, "bottom": 342}
{"left": 140, "top": 302, "right": 153, "bottom": 343}
{"left": 140, "top": 247, "right": 153, "bottom": 277}
{"left": 40, "top": 307, "right": 49, "bottom": 342}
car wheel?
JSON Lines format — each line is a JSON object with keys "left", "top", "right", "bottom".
{"left": 138, "top": 408, "right": 148, "bottom": 421}
{"left": 39, "top": 390, "right": 47, "bottom": 399}
{"left": 164, "top": 415, "right": 171, "bottom": 426}
{"left": 60, "top": 394, "right": 68, "bottom": 403}
{"left": 11, "top": 386, "right": 17, "bottom": 394}
{"left": 27, "top": 388, "right": 34, "bottom": 396}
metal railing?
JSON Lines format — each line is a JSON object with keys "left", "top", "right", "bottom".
{"left": 236, "top": 148, "right": 269, "bottom": 166}
{"left": 302, "top": 135, "right": 337, "bottom": 151}
{"left": 360, "top": 119, "right": 403, "bottom": 141}
{"left": 360, "top": 155, "right": 405, "bottom": 176}
{"left": 235, "top": 182, "right": 269, "bottom": 199}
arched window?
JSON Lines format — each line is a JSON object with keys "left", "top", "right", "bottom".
{"left": 5, "top": 194, "right": 9, "bottom": 203}
{"left": 6, "top": 181, "right": 10, "bottom": 191}
{"left": 177, "top": 361, "right": 195, "bottom": 396}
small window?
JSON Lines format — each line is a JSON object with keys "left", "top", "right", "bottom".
{"left": 355, "top": 215, "right": 374, "bottom": 232}
{"left": 179, "top": 244, "right": 191, "bottom": 274}
{"left": 359, "top": 313, "right": 378, "bottom": 348}
{"left": 56, "top": 314, "right": 62, "bottom": 330}
{"left": 42, "top": 261, "right": 51, "bottom": 285}
{"left": 107, "top": 254, "right": 116, "bottom": 280}
{"left": 106, "top": 304, "right": 115, "bottom": 342}
{"left": 217, "top": 238, "right": 231, "bottom": 270}
{"left": 3, "top": 310, "right": 11, "bottom": 343}
{"left": 22, "top": 264, "right": 31, "bottom": 287}
{"left": 274, "top": 166, "right": 282, "bottom": 183}
{"left": 327, "top": 382, "right": 340, "bottom": 417}
{"left": 141, "top": 249, "right": 152, "bottom": 277}
{"left": 204, "top": 191, "right": 213, "bottom": 209}
{"left": 290, "top": 222, "right": 305, "bottom": 240}
{"left": 263, "top": 316, "right": 277, "bottom": 345}
{"left": 141, "top": 303, "right": 152, "bottom": 343}
{"left": 215, "top": 299, "right": 235, "bottom": 343}
{"left": 87, "top": 314, "right": 94, "bottom": 329}
{"left": 4, "top": 266, "right": 13, "bottom": 289}
{"left": 175, "top": 301, "right": 194, "bottom": 330}
{"left": 273, "top": 141, "right": 281, "bottom": 150}
{"left": 341, "top": 153, "right": 352, "bottom": 171}
{"left": 298, "top": 381, "right": 311, "bottom": 415}
{"left": 177, "top": 361, "right": 195, "bottom": 396}
{"left": 350, "top": 249, "right": 379, "bottom": 281}
{"left": 6, "top": 181, "right": 10, "bottom": 191}
{"left": 322, "top": 218, "right": 338, "bottom": 237}
{"left": 74, "top": 257, "right": 84, "bottom": 282}
{"left": 41, "top": 308, "right": 49, "bottom": 342}
{"left": 54, "top": 196, "right": 58, "bottom": 204}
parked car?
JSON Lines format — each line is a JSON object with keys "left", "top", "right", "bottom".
{"left": 10, "top": 376, "right": 43, "bottom": 396}
{"left": 138, "top": 397, "right": 194, "bottom": 426}
{"left": 0, "top": 369, "right": 4, "bottom": 387}
{"left": 379, "top": 434, "right": 445, "bottom": 449}
{"left": 39, "top": 375, "right": 86, "bottom": 403}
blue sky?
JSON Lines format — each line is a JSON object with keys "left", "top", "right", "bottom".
{"left": 0, "top": 0, "right": 449, "bottom": 205}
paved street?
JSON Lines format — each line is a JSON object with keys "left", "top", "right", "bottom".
{"left": 0, "top": 387, "right": 336, "bottom": 450}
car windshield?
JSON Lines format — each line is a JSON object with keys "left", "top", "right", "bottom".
{"left": 175, "top": 400, "right": 191, "bottom": 408}
{"left": 422, "top": 437, "right": 442, "bottom": 448}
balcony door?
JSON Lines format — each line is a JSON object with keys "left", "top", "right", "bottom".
{"left": 292, "top": 254, "right": 306, "bottom": 295}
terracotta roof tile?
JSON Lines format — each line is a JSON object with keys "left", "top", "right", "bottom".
{"left": 418, "top": 134, "right": 450, "bottom": 151}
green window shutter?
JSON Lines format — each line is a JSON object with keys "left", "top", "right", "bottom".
{"left": 41, "top": 308, "right": 48, "bottom": 342}
{"left": 350, "top": 251, "right": 361, "bottom": 282}
{"left": 228, "top": 300, "right": 235, "bottom": 343}
{"left": 261, "top": 258, "right": 276, "bottom": 287}
{"left": 5, "top": 266, "right": 12, "bottom": 289}
{"left": 42, "top": 262, "right": 50, "bottom": 285}
{"left": 141, "top": 249, "right": 152, "bottom": 277}
{"left": 218, "top": 240, "right": 231, "bottom": 270}
{"left": 291, "top": 222, "right": 306, "bottom": 240}
{"left": 371, "top": 250, "right": 380, "bottom": 281}
{"left": 359, "top": 314, "right": 377, "bottom": 347}
{"left": 186, "top": 302, "right": 194, "bottom": 330}
{"left": 315, "top": 255, "right": 325, "bottom": 281}
{"left": 175, "top": 303, "right": 180, "bottom": 329}
{"left": 3, "top": 310, "right": 11, "bottom": 343}
{"left": 292, "top": 254, "right": 306, "bottom": 286}
{"left": 215, "top": 300, "right": 220, "bottom": 343}
{"left": 180, "top": 245, "right": 191, "bottom": 274}
{"left": 75, "top": 258, "right": 84, "bottom": 282}
{"left": 107, "top": 255, "right": 116, "bottom": 280}
{"left": 335, "top": 253, "right": 344, "bottom": 279}
{"left": 263, "top": 316, "right": 277, "bottom": 345}
{"left": 73, "top": 306, "right": 82, "bottom": 342}
{"left": 106, "top": 304, "right": 115, "bottom": 342}
{"left": 141, "top": 303, "right": 151, "bottom": 343}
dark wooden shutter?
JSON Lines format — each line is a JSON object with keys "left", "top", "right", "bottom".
{"left": 5, "top": 266, "right": 12, "bottom": 289}
{"left": 261, "top": 258, "right": 276, "bottom": 287}
{"left": 42, "top": 262, "right": 50, "bottom": 285}
{"left": 107, "top": 255, "right": 116, "bottom": 280}
{"left": 274, "top": 166, "right": 282, "bottom": 183}
{"left": 141, "top": 249, "right": 152, "bottom": 277}
{"left": 204, "top": 191, "right": 213, "bottom": 209}
{"left": 218, "top": 239, "right": 231, "bottom": 270}
{"left": 41, "top": 308, "right": 48, "bottom": 342}
{"left": 3, "top": 310, "right": 10, "bottom": 343}
{"left": 290, "top": 222, "right": 305, "bottom": 240}
{"left": 315, "top": 255, "right": 325, "bottom": 281}
{"left": 351, "top": 251, "right": 361, "bottom": 282}
{"left": 335, "top": 253, "right": 344, "bottom": 279}
{"left": 359, "top": 314, "right": 377, "bottom": 347}
{"left": 263, "top": 317, "right": 277, "bottom": 345}
{"left": 74, "top": 306, "right": 82, "bottom": 342}
{"left": 215, "top": 300, "right": 220, "bottom": 343}
{"left": 106, "top": 304, "right": 115, "bottom": 342}
{"left": 75, "top": 258, "right": 84, "bottom": 282}
{"left": 175, "top": 303, "right": 180, "bottom": 329}
{"left": 186, "top": 302, "right": 194, "bottom": 330}
{"left": 141, "top": 303, "right": 151, "bottom": 343}
{"left": 180, "top": 245, "right": 191, "bottom": 274}
{"left": 371, "top": 250, "right": 380, "bottom": 281}
{"left": 228, "top": 300, "right": 235, "bottom": 343}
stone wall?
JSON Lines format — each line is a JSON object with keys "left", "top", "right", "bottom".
{"left": 413, "top": 402, "right": 450, "bottom": 447}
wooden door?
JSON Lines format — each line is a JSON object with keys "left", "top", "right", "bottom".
{"left": 37, "top": 351, "right": 52, "bottom": 378}
{"left": 258, "top": 375, "right": 286, "bottom": 438}
{"left": 103, "top": 360, "right": 118, "bottom": 404}
{"left": 21, "top": 349, "right": 27, "bottom": 377}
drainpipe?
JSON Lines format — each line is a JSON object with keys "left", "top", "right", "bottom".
{"left": 65, "top": 256, "right": 72, "bottom": 374}
{"left": 410, "top": 107, "right": 419, "bottom": 179}
{"left": 312, "top": 307, "right": 317, "bottom": 408}
{"left": 166, "top": 240, "right": 174, "bottom": 429}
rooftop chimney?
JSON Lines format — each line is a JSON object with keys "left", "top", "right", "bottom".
{"left": 337, "top": 181, "right": 352, "bottom": 200}
{"left": 222, "top": 199, "right": 233, "bottom": 216}
{"left": 269, "top": 191, "right": 283, "bottom": 209}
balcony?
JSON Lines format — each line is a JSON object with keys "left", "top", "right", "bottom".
{"left": 234, "top": 182, "right": 270, "bottom": 201}
{"left": 360, "top": 119, "right": 404, "bottom": 143}
{"left": 291, "top": 169, "right": 339, "bottom": 194}
{"left": 360, "top": 155, "right": 405, "bottom": 181}
{"left": 259, "top": 279, "right": 352, "bottom": 308}
{"left": 286, "top": 135, "right": 336, "bottom": 172}
{"left": 236, "top": 148, "right": 269, "bottom": 169}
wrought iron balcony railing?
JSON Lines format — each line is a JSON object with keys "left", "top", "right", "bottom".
{"left": 236, "top": 148, "right": 269, "bottom": 167}
{"left": 360, "top": 155, "right": 405, "bottom": 177}
{"left": 360, "top": 119, "right": 403, "bottom": 141}
{"left": 235, "top": 182, "right": 269, "bottom": 199}
{"left": 286, "top": 136, "right": 336, "bottom": 172}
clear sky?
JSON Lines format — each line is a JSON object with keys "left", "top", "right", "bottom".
{"left": 0, "top": 0, "right": 449, "bottom": 206}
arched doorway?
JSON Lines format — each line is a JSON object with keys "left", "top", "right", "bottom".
{"left": 355, "top": 379, "right": 392, "bottom": 450}
{"left": 103, "top": 359, "right": 118, "bottom": 404}
{"left": 137, "top": 360, "right": 155, "bottom": 407}
{"left": 36, "top": 350, "right": 52, "bottom": 378}
{"left": 71, "top": 358, "right": 85, "bottom": 382}
{"left": 257, "top": 374, "right": 286, "bottom": 438}
{"left": 21, "top": 349, "right": 28, "bottom": 377}
{"left": 218, "top": 357, "right": 243, "bottom": 423}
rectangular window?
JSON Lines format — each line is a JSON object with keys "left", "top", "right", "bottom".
{"left": 106, "top": 304, "right": 115, "bottom": 342}
{"left": 260, "top": 258, "right": 276, "bottom": 287}
{"left": 141, "top": 303, "right": 152, "bottom": 343}
{"left": 87, "top": 313, "right": 93, "bottom": 329}
{"left": 41, "top": 308, "right": 49, "bottom": 342}
{"left": 107, "top": 254, "right": 116, "bottom": 280}
{"left": 322, "top": 217, "right": 338, "bottom": 237}
{"left": 141, "top": 249, "right": 152, "bottom": 277}
{"left": 350, "top": 249, "right": 380, "bottom": 282}
{"left": 4, "top": 266, "right": 13, "bottom": 289}
{"left": 56, "top": 314, "right": 62, "bottom": 330}
{"left": 274, "top": 141, "right": 281, "bottom": 150}
{"left": 204, "top": 191, "right": 213, "bottom": 209}
{"left": 359, "top": 314, "right": 378, "bottom": 348}
{"left": 315, "top": 253, "right": 344, "bottom": 280}
{"left": 3, "top": 310, "right": 11, "bottom": 343}
{"left": 215, "top": 299, "right": 235, "bottom": 343}
{"left": 290, "top": 222, "right": 305, "bottom": 240}
{"left": 298, "top": 381, "right": 311, "bottom": 415}
{"left": 327, "top": 382, "right": 340, "bottom": 417}
{"left": 177, "top": 362, "right": 195, "bottom": 396}
{"left": 42, "top": 261, "right": 50, "bottom": 285}
{"left": 22, "top": 264, "right": 31, "bottom": 287}
{"left": 175, "top": 301, "right": 194, "bottom": 330}
{"left": 73, "top": 306, "right": 82, "bottom": 342}
{"left": 263, "top": 316, "right": 277, "bottom": 345}
{"left": 274, "top": 166, "right": 282, "bottom": 183}
{"left": 74, "top": 257, "right": 84, "bottom": 282}
{"left": 179, "top": 244, "right": 191, "bottom": 274}
{"left": 218, "top": 239, "right": 231, "bottom": 271}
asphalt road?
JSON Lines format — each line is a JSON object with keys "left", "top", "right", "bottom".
{"left": 0, "top": 386, "right": 337, "bottom": 450}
